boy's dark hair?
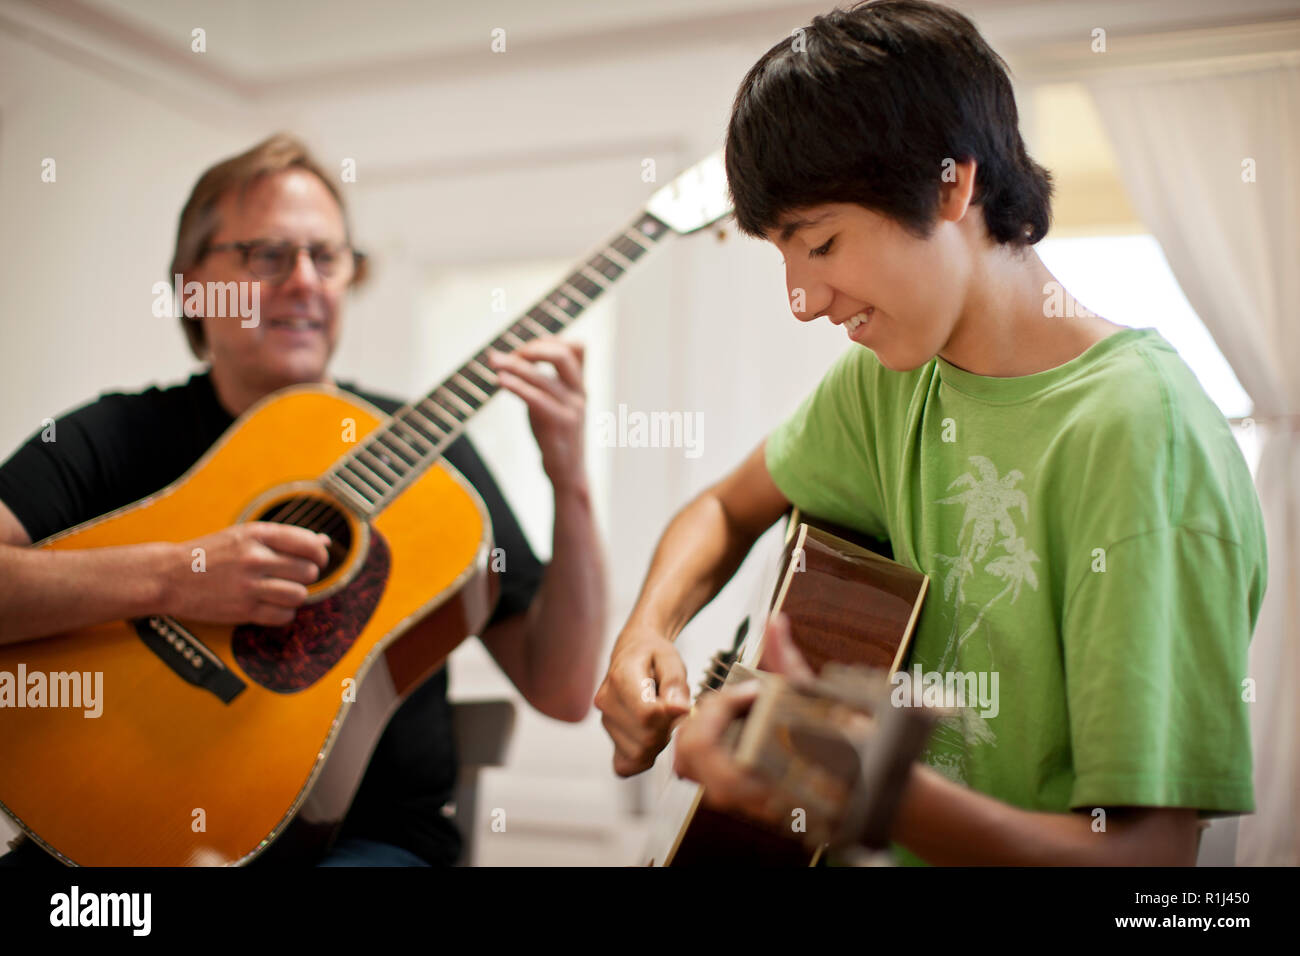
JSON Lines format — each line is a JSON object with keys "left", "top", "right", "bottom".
{"left": 725, "top": 0, "right": 1052, "bottom": 246}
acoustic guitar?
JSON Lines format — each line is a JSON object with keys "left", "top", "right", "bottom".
{"left": 642, "top": 510, "right": 931, "bottom": 865}
{"left": 0, "top": 152, "right": 731, "bottom": 866}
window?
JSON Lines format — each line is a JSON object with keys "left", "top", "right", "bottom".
{"left": 1036, "top": 234, "right": 1259, "bottom": 473}
{"left": 1028, "top": 82, "right": 1257, "bottom": 474}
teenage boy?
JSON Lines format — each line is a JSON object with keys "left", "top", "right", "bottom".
{"left": 595, "top": 0, "right": 1266, "bottom": 865}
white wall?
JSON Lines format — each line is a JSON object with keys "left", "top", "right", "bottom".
{"left": 0, "top": 30, "right": 258, "bottom": 453}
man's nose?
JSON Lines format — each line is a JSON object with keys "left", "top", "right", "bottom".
{"left": 279, "top": 248, "right": 322, "bottom": 290}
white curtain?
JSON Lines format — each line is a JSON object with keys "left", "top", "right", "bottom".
{"left": 1087, "top": 57, "right": 1300, "bottom": 865}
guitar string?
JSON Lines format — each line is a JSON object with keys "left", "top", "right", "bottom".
{"left": 286, "top": 502, "right": 343, "bottom": 538}
{"left": 291, "top": 501, "right": 347, "bottom": 538}
{"left": 264, "top": 496, "right": 348, "bottom": 542}
{"left": 268, "top": 495, "right": 335, "bottom": 533}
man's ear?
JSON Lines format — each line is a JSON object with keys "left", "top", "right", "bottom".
{"left": 350, "top": 250, "right": 370, "bottom": 287}
{"left": 937, "top": 157, "right": 978, "bottom": 224}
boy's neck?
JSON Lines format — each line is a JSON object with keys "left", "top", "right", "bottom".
{"left": 938, "top": 246, "right": 1123, "bottom": 378}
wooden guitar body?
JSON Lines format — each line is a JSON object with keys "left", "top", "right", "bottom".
{"left": 0, "top": 386, "right": 497, "bottom": 866}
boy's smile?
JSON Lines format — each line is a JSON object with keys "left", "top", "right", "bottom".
{"left": 841, "top": 308, "right": 874, "bottom": 337}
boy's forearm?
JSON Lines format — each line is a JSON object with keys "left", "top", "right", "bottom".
{"left": 890, "top": 764, "right": 1196, "bottom": 866}
{"left": 0, "top": 542, "right": 178, "bottom": 644}
{"left": 624, "top": 491, "right": 758, "bottom": 642}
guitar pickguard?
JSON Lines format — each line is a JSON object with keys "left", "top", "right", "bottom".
{"left": 232, "top": 529, "right": 391, "bottom": 692}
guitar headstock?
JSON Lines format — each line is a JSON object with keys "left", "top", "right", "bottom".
{"left": 645, "top": 150, "right": 732, "bottom": 235}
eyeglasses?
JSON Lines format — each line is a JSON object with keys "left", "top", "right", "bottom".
{"left": 204, "top": 239, "right": 365, "bottom": 284}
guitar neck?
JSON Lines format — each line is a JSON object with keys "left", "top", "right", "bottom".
{"left": 322, "top": 210, "right": 673, "bottom": 516}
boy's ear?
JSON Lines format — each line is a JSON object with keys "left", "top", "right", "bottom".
{"left": 937, "top": 157, "right": 978, "bottom": 225}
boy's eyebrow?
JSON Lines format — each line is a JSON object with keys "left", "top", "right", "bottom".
{"left": 776, "top": 211, "right": 832, "bottom": 242}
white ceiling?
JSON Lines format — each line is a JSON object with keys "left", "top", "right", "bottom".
{"left": 29, "top": 0, "right": 1300, "bottom": 94}
{"left": 77, "top": 0, "right": 818, "bottom": 76}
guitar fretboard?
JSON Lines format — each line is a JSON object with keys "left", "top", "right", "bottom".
{"left": 322, "top": 210, "right": 672, "bottom": 516}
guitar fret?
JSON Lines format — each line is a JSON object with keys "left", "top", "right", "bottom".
{"left": 464, "top": 361, "right": 497, "bottom": 390}
{"left": 516, "top": 316, "right": 548, "bottom": 338}
{"left": 501, "top": 330, "right": 528, "bottom": 349}
{"left": 528, "top": 309, "right": 564, "bottom": 334}
{"left": 368, "top": 434, "right": 414, "bottom": 468}
{"left": 344, "top": 459, "right": 390, "bottom": 496}
{"left": 400, "top": 413, "right": 442, "bottom": 447}
{"left": 566, "top": 273, "right": 604, "bottom": 301}
{"left": 559, "top": 281, "right": 593, "bottom": 306}
{"left": 548, "top": 291, "right": 584, "bottom": 317}
{"left": 367, "top": 443, "right": 410, "bottom": 478}
{"left": 398, "top": 411, "right": 443, "bottom": 446}
{"left": 602, "top": 245, "right": 635, "bottom": 270}
{"left": 455, "top": 370, "right": 492, "bottom": 401}
{"left": 444, "top": 379, "right": 481, "bottom": 410}
{"left": 378, "top": 428, "right": 422, "bottom": 462}
{"left": 332, "top": 466, "right": 378, "bottom": 502}
{"left": 358, "top": 447, "right": 403, "bottom": 483}
{"left": 578, "top": 265, "right": 611, "bottom": 290}
{"left": 618, "top": 231, "right": 651, "bottom": 257}
{"left": 588, "top": 253, "right": 623, "bottom": 281}
{"left": 327, "top": 472, "right": 377, "bottom": 514}
{"left": 366, "top": 434, "right": 410, "bottom": 468}
{"left": 636, "top": 214, "right": 670, "bottom": 241}
{"left": 418, "top": 398, "right": 460, "bottom": 429}
{"left": 435, "top": 389, "right": 474, "bottom": 417}
{"left": 533, "top": 303, "right": 568, "bottom": 330}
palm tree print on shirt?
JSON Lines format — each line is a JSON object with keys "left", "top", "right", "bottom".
{"left": 925, "top": 455, "right": 1041, "bottom": 778}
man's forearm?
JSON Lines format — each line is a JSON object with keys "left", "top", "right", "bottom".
{"left": 0, "top": 542, "right": 179, "bottom": 644}
{"left": 517, "top": 482, "right": 608, "bottom": 719}
{"left": 890, "top": 763, "right": 1197, "bottom": 866}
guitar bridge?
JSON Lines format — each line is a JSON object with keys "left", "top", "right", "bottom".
{"left": 131, "top": 615, "right": 246, "bottom": 704}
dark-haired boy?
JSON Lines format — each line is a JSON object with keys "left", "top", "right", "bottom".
{"left": 595, "top": 0, "right": 1266, "bottom": 865}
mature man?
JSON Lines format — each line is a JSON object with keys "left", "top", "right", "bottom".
{"left": 0, "top": 133, "right": 607, "bottom": 866}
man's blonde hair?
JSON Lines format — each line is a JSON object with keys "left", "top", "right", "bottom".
{"left": 169, "top": 132, "right": 367, "bottom": 359}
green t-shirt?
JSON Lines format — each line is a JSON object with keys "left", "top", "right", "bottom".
{"left": 764, "top": 327, "right": 1267, "bottom": 864}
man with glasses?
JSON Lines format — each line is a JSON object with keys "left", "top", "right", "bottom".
{"left": 0, "top": 133, "right": 607, "bottom": 867}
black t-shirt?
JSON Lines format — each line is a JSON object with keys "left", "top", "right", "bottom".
{"left": 0, "top": 371, "right": 544, "bottom": 866}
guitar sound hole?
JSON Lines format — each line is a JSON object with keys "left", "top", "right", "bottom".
{"left": 254, "top": 494, "right": 353, "bottom": 580}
